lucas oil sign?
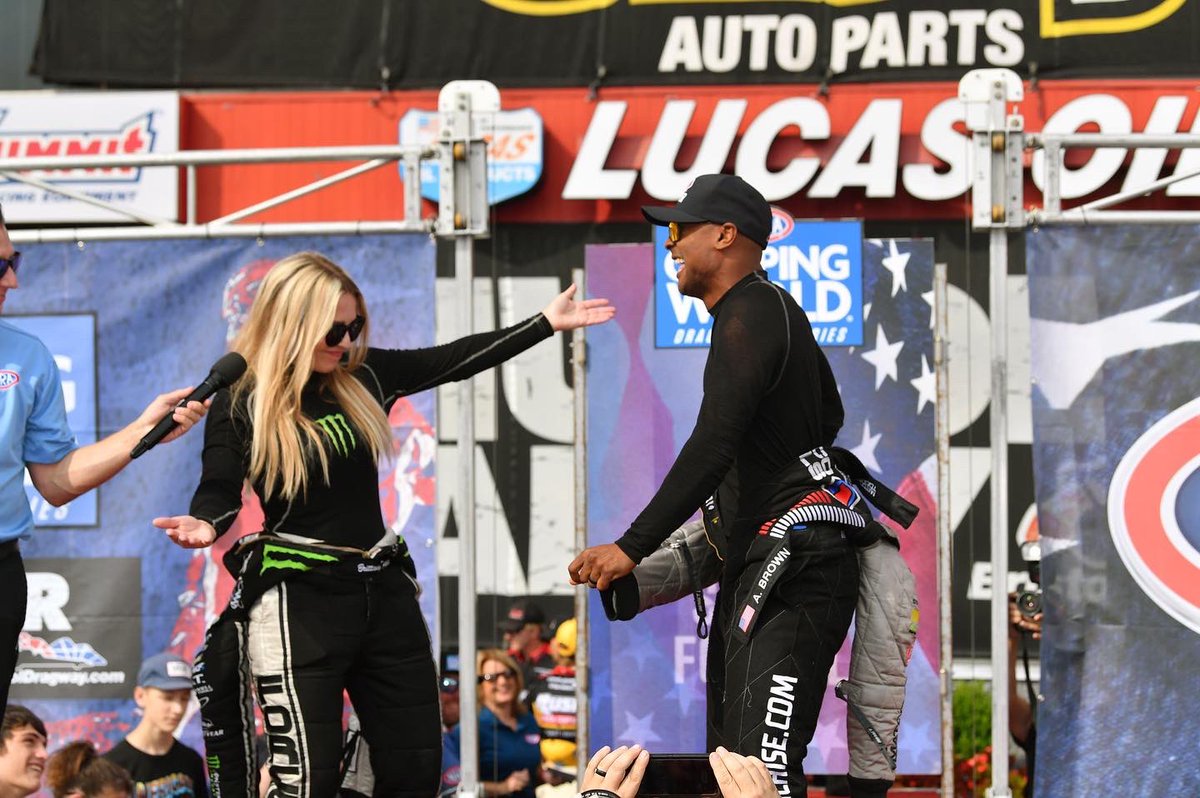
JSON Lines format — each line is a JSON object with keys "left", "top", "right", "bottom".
{"left": 653, "top": 211, "right": 863, "bottom": 348}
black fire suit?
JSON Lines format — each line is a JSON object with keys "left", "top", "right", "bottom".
{"left": 613, "top": 271, "right": 854, "bottom": 798}
{"left": 189, "top": 314, "right": 554, "bottom": 798}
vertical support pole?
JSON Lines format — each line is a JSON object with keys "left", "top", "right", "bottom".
{"left": 456, "top": 230, "right": 480, "bottom": 798}
{"left": 987, "top": 226, "right": 1011, "bottom": 798}
{"left": 186, "top": 165, "right": 197, "bottom": 225}
{"left": 571, "top": 266, "right": 590, "bottom": 780}
{"left": 934, "top": 262, "right": 955, "bottom": 798}
{"left": 437, "top": 79, "right": 498, "bottom": 798}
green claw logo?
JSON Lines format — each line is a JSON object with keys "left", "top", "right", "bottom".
{"left": 315, "top": 413, "right": 356, "bottom": 456}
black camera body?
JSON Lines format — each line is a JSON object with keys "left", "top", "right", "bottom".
{"left": 1017, "top": 540, "right": 1042, "bottom": 619}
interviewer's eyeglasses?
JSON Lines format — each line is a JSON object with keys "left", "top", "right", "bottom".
{"left": 477, "top": 669, "right": 517, "bottom": 684}
{"left": 0, "top": 251, "right": 21, "bottom": 279}
{"left": 325, "top": 315, "right": 365, "bottom": 347}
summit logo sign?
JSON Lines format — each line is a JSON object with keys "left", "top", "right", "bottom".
{"left": 0, "top": 91, "right": 179, "bottom": 224}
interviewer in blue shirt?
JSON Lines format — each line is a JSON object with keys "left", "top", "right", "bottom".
{"left": 0, "top": 203, "right": 208, "bottom": 710}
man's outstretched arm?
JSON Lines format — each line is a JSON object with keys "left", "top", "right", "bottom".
{"left": 27, "top": 387, "right": 208, "bottom": 506}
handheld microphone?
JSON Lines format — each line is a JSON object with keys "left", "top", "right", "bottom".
{"left": 130, "top": 352, "right": 247, "bottom": 459}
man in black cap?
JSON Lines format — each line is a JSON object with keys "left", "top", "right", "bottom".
{"left": 569, "top": 174, "right": 855, "bottom": 797}
{"left": 500, "top": 599, "right": 555, "bottom": 694}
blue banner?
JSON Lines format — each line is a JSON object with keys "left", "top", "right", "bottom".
{"left": 588, "top": 238, "right": 939, "bottom": 773}
{"left": 5, "top": 235, "right": 437, "bottom": 752}
{"left": 6, "top": 314, "right": 98, "bottom": 526}
{"left": 1027, "top": 225, "right": 1200, "bottom": 796}
{"left": 653, "top": 214, "right": 864, "bottom": 348}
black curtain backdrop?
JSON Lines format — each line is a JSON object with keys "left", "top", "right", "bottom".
{"left": 33, "top": 0, "right": 1200, "bottom": 89}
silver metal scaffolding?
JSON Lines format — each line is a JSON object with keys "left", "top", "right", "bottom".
{"left": 3, "top": 79, "right": 499, "bottom": 798}
{"left": 960, "top": 66, "right": 1200, "bottom": 798}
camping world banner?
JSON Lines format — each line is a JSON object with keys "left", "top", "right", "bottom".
{"left": 585, "top": 238, "right": 940, "bottom": 773}
{"left": 1027, "top": 225, "right": 1200, "bottom": 796}
{"left": 5, "top": 235, "right": 436, "bottom": 751}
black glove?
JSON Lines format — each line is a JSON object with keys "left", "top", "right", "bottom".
{"left": 599, "top": 573, "right": 641, "bottom": 621}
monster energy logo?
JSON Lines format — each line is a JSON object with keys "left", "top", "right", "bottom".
{"left": 261, "top": 543, "right": 339, "bottom": 575}
{"left": 315, "top": 412, "right": 356, "bottom": 456}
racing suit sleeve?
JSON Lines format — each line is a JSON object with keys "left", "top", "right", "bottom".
{"left": 188, "top": 388, "right": 248, "bottom": 536}
{"left": 614, "top": 286, "right": 787, "bottom": 563}
{"left": 363, "top": 313, "right": 554, "bottom": 406}
{"left": 817, "top": 346, "right": 845, "bottom": 445}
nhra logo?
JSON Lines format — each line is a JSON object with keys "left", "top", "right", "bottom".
{"left": 0, "top": 370, "right": 18, "bottom": 390}
{"left": 1108, "top": 397, "right": 1200, "bottom": 635}
{"left": 0, "top": 112, "right": 157, "bottom": 182}
{"left": 768, "top": 206, "right": 794, "bottom": 244}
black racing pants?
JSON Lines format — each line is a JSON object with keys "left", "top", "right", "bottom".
{"left": 706, "top": 526, "right": 859, "bottom": 798}
{"left": 233, "top": 563, "right": 440, "bottom": 798}
{"left": 0, "top": 544, "right": 25, "bottom": 711}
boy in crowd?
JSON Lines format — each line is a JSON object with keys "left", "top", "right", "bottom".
{"left": 104, "top": 653, "right": 208, "bottom": 797}
{"left": 0, "top": 705, "right": 47, "bottom": 798}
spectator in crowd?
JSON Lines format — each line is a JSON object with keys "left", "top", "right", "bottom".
{"left": 0, "top": 204, "right": 209, "bottom": 712}
{"left": 500, "top": 600, "right": 555, "bottom": 693}
{"left": 441, "top": 652, "right": 462, "bottom": 732}
{"left": 103, "top": 653, "right": 208, "bottom": 797}
{"left": 45, "top": 742, "right": 133, "bottom": 798}
{"left": 1009, "top": 595, "right": 1041, "bottom": 796}
{"left": 527, "top": 618, "right": 578, "bottom": 787}
{"left": 0, "top": 704, "right": 47, "bottom": 798}
{"left": 444, "top": 650, "right": 542, "bottom": 798}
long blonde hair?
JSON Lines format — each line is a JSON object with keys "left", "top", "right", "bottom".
{"left": 232, "top": 252, "right": 392, "bottom": 501}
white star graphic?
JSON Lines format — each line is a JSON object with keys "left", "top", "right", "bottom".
{"left": 1032, "top": 290, "right": 1200, "bottom": 409}
{"left": 849, "top": 420, "right": 882, "bottom": 473}
{"left": 863, "top": 301, "right": 872, "bottom": 321}
{"left": 911, "top": 355, "right": 936, "bottom": 414}
{"left": 860, "top": 325, "right": 904, "bottom": 389}
{"left": 617, "top": 711, "right": 664, "bottom": 745}
{"left": 881, "top": 240, "right": 910, "bottom": 297}
{"left": 921, "top": 288, "right": 935, "bottom": 329}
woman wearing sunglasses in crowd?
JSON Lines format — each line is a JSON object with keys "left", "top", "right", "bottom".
{"left": 443, "top": 650, "right": 542, "bottom": 798}
{"left": 153, "top": 252, "right": 614, "bottom": 798}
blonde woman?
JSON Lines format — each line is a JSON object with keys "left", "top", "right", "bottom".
{"left": 154, "top": 252, "right": 613, "bottom": 798}
{"left": 444, "top": 650, "right": 541, "bottom": 798}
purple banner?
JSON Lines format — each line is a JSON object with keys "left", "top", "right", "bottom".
{"left": 586, "top": 239, "right": 941, "bottom": 773}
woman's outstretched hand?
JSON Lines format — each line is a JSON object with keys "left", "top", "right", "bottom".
{"left": 541, "top": 283, "right": 616, "bottom": 332}
{"left": 153, "top": 514, "right": 217, "bottom": 549}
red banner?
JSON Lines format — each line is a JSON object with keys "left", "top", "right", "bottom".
{"left": 183, "top": 80, "right": 1200, "bottom": 224}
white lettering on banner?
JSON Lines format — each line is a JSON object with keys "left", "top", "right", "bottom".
{"left": 564, "top": 93, "right": 1200, "bottom": 204}
{"left": 660, "top": 10, "right": 1021, "bottom": 76}
{"left": 24, "top": 573, "right": 71, "bottom": 632}
{"left": 674, "top": 636, "right": 709, "bottom": 684}
{"left": 966, "top": 562, "right": 1035, "bottom": 602}
{"left": 435, "top": 276, "right": 578, "bottom": 595}
{"left": 642, "top": 99, "right": 747, "bottom": 200}
{"left": 735, "top": 98, "right": 827, "bottom": 199}
{"left": 1031, "top": 95, "right": 1133, "bottom": 199}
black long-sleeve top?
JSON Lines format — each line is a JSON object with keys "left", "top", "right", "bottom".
{"left": 615, "top": 271, "right": 844, "bottom": 566}
{"left": 189, "top": 314, "right": 554, "bottom": 553}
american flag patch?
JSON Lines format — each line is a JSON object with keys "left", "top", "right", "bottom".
{"left": 738, "top": 605, "right": 756, "bottom": 633}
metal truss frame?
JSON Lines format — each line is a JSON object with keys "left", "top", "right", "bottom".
{"left": 960, "top": 66, "right": 1200, "bottom": 798}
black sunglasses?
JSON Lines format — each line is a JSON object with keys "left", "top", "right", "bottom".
{"left": 477, "top": 668, "right": 517, "bottom": 684}
{"left": 325, "top": 315, "right": 365, "bottom": 347}
{"left": 0, "top": 251, "right": 21, "bottom": 279}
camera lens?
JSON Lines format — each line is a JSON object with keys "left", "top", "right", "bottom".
{"left": 1017, "top": 590, "right": 1042, "bottom": 618}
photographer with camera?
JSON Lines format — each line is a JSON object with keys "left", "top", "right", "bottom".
{"left": 1009, "top": 540, "right": 1042, "bottom": 796}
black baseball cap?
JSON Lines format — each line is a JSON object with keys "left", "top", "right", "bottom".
{"left": 641, "top": 173, "right": 772, "bottom": 249}
{"left": 499, "top": 599, "right": 546, "bottom": 633}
